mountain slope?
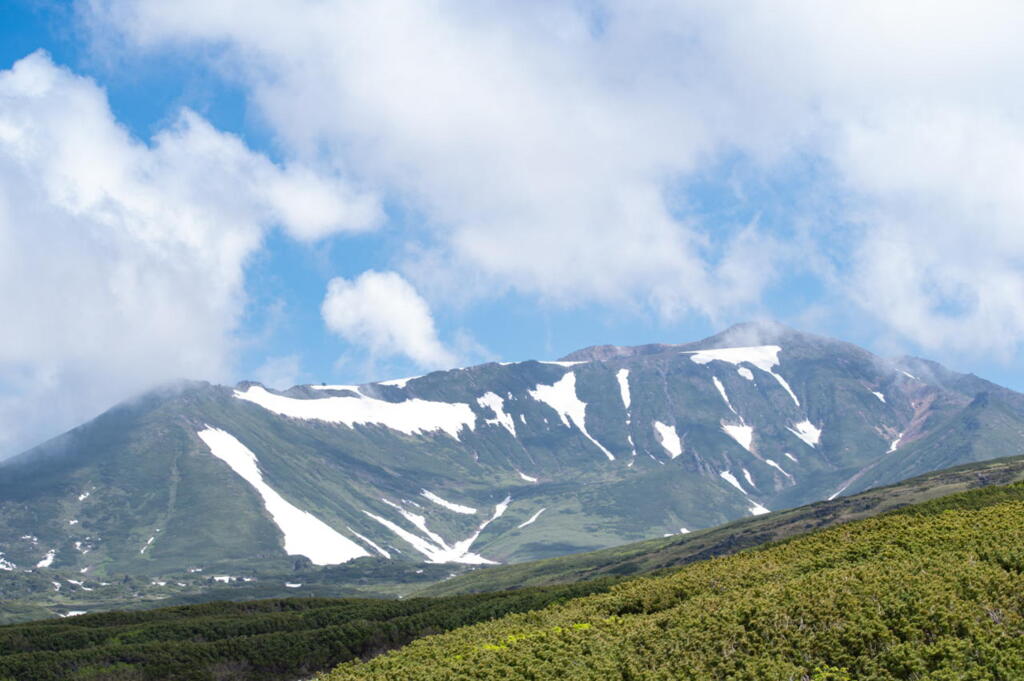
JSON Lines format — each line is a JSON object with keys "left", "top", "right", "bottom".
{"left": 420, "top": 453, "right": 1024, "bottom": 596}
{"left": 327, "top": 480, "right": 1024, "bottom": 680}
{"left": 2, "top": 322, "right": 1023, "bottom": 600}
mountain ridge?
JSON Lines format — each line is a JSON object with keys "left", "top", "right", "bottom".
{"left": 2, "top": 321, "right": 1023, "bottom": 615}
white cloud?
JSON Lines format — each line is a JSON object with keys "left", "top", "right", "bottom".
{"left": 86, "top": 0, "right": 760, "bottom": 318}
{"left": 88, "top": 0, "right": 1024, "bottom": 357}
{"left": 321, "top": 271, "right": 455, "bottom": 368}
{"left": 252, "top": 354, "right": 302, "bottom": 390}
{"left": 0, "top": 51, "right": 381, "bottom": 455}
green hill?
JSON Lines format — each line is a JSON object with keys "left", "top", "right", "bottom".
{"left": 325, "top": 480, "right": 1024, "bottom": 680}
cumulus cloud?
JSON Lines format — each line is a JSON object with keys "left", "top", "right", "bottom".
{"left": 87, "top": 0, "right": 1024, "bottom": 357}
{"left": 321, "top": 271, "right": 456, "bottom": 368}
{"left": 0, "top": 50, "right": 381, "bottom": 455}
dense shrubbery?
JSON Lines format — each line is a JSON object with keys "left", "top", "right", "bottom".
{"left": 0, "top": 580, "right": 615, "bottom": 681}
{"left": 325, "top": 482, "right": 1024, "bottom": 680}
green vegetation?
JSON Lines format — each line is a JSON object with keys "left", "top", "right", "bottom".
{"left": 325, "top": 481, "right": 1024, "bottom": 680}
{"left": 8, "top": 467, "right": 1024, "bottom": 680}
{"left": 421, "top": 453, "right": 1024, "bottom": 595}
{"left": 0, "top": 580, "right": 614, "bottom": 681}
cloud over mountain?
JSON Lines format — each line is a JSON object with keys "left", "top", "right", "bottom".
{"left": 0, "top": 50, "right": 380, "bottom": 454}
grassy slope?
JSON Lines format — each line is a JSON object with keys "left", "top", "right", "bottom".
{"left": 419, "top": 453, "right": 1024, "bottom": 596}
{"left": 326, "top": 480, "right": 1024, "bottom": 680}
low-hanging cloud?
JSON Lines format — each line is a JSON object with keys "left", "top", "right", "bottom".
{"left": 0, "top": 50, "right": 381, "bottom": 456}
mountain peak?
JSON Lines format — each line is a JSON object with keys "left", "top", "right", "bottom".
{"left": 560, "top": 321, "right": 804, "bottom": 362}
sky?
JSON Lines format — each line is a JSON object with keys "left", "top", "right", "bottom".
{"left": 2, "top": 0, "right": 1024, "bottom": 456}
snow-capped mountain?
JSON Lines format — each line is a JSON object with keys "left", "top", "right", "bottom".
{"left": 2, "top": 322, "right": 1023, "bottom": 581}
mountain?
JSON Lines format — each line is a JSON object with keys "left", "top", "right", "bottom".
{"left": 2, "top": 322, "right": 1023, "bottom": 602}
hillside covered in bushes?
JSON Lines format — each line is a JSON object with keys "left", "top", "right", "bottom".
{"left": 0, "top": 580, "right": 613, "bottom": 681}
{"left": 326, "top": 482, "right": 1024, "bottom": 680}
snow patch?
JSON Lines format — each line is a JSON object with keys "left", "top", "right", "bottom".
{"left": 765, "top": 459, "right": 793, "bottom": 479}
{"left": 737, "top": 367, "right": 754, "bottom": 381}
{"left": 788, "top": 420, "right": 821, "bottom": 448}
{"left": 285, "top": 582, "right": 302, "bottom": 588}
{"left": 235, "top": 385, "right": 476, "bottom": 440}
{"left": 742, "top": 468, "right": 756, "bottom": 488}
{"left": 529, "top": 373, "right": 615, "bottom": 460}
{"left": 719, "top": 470, "right": 747, "bottom": 494}
{"left": 310, "top": 384, "right": 362, "bottom": 393}
{"left": 722, "top": 424, "right": 754, "bottom": 452}
{"left": 198, "top": 427, "right": 370, "bottom": 565}
{"left": 36, "top": 550, "right": 56, "bottom": 568}
{"left": 213, "top": 575, "right": 232, "bottom": 583}
{"left": 784, "top": 452, "right": 799, "bottom": 463}
{"left": 617, "top": 369, "right": 638, "bottom": 457}
{"left": 888, "top": 431, "right": 904, "bottom": 453}
{"left": 616, "top": 369, "right": 631, "bottom": 409}
{"left": 899, "top": 370, "right": 918, "bottom": 380}
{"left": 421, "top": 490, "right": 477, "bottom": 515}
{"left": 61, "top": 611, "right": 87, "bottom": 617}
{"left": 516, "top": 470, "right": 538, "bottom": 483}
{"left": 653, "top": 421, "right": 683, "bottom": 459}
{"left": 78, "top": 490, "right": 91, "bottom": 502}
{"left": 0, "top": 553, "right": 15, "bottom": 571}
{"left": 687, "top": 345, "right": 799, "bottom": 406}
{"left": 748, "top": 502, "right": 770, "bottom": 516}
{"left": 827, "top": 481, "right": 853, "bottom": 501}
{"left": 140, "top": 536, "right": 155, "bottom": 555}
{"left": 538, "top": 360, "right": 586, "bottom": 367}
{"left": 720, "top": 469, "right": 769, "bottom": 515}
{"left": 872, "top": 391, "right": 886, "bottom": 403}
{"left": 476, "top": 392, "right": 517, "bottom": 436}
{"left": 712, "top": 376, "right": 738, "bottom": 415}
{"left": 347, "top": 527, "right": 391, "bottom": 559}
{"left": 517, "top": 508, "right": 546, "bottom": 529}
{"left": 364, "top": 495, "right": 511, "bottom": 565}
